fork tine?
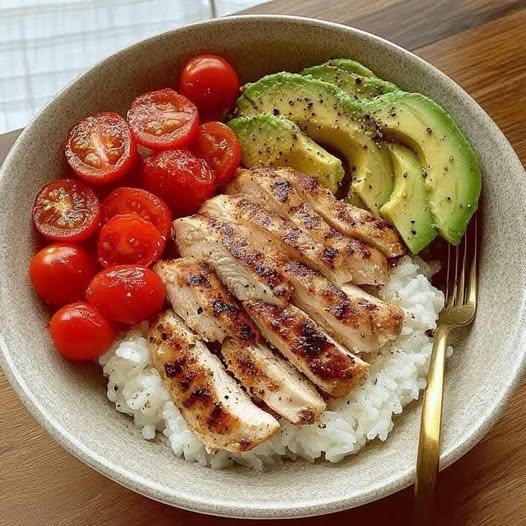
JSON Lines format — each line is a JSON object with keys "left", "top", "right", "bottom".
{"left": 455, "top": 232, "right": 468, "bottom": 305}
{"left": 445, "top": 242, "right": 452, "bottom": 302}
{"left": 466, "top": 216, "right": 478, "bottom": 306}
{"left": 447, "top": 243, "right": 459, "bottom": 308}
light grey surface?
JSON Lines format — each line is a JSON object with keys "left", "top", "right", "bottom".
{"left": 0, "top": 15, "right": 525, "bottom": 520}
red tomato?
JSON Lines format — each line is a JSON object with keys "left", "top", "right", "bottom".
{"left": 97, "top": 214, "right": 164, "bottom": 268}
{"left": 65, "top": 112, "right": 137, "bottom": 185}
{"left": 92, "top": 157, "right": 143, "bottom": 201}
{"left": 142, "top": 150, "right": 216, "bottom": 217}
{"left": 127, "top": 89, "right": 199, "bottom": 151}
{"left": 87, "top": 266, "right": 165, "bottom": 324}
{"left": 179, "top": 54, "right": 240, "bottom": 118}
{"left": 32, "top": 179, "right": 101, "bottom": 242}
{"left": 29, "top": 244, "right": 97, "bottom": 306}
{"left": 101, "top": 187, "right": 172, "bottom": 239}
{"left": 48, "top": 302, "right": 116, "bottom": 360}
{"left": 191, "top": 121, "right": 241, "bottom": 186}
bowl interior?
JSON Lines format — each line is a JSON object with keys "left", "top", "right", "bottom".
{"left": 1, "top": 16, "right": 525, "bottom": 519}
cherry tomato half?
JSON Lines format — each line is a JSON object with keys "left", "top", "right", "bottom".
{"left": 87, "top": 266, "right": 165, "bottom": 324}
{"left": 32, "top": 179, "right": 101, "bottom": 242}
{"left": 65, "top": 112, "right": 137, "bottom": 185}
{"left": 127, "top": 89, "right": 199, "bottom": 150}
{"left": 97, "top": 214, "right": 164, "bottom": 268}
{"left": 101, "top": 187, "right": 172, "bottom": 239}
{"left": 29, "top": 244, "right": 98, "bottom": 306}
{"left": 48, "top": 302, "right": 116, "bottom": 360}
{"left": 92, "top": 157, "right": 143, "bottom": 201}
{"left": 142, "top": 149, "right": 216, "bottom": 218}
{"left": 191, "top": 121, "right": 241, "bottom": 186}
{"left": 179, "top": 54, "right": 239, "bottom": 119}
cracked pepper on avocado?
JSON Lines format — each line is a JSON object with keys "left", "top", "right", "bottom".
{"left": 29, "top": 54, "right": 479, "bottom": 467}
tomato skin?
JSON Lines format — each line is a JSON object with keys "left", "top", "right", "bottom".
{"left": 48, "top": 302, "right": 116, "bottom": 361}
{"left": 179, "top": 55, "right": 239, "bottom": 118}
{"left": 32, "top": 179, "right": 101, "bottom": 242}
{"left": 142, "top": 150, "right": 216, "bottom": 218}
{"left": 101, "top": 187, "right": 172, "bottom": 239}
{"left": 97, "top": 214, "right": 164, "bottom": 268}
{"left": 87, "top": 265, "right": 165, "bottom": 324}
{"left": 29, "top": 244, "right": 98, "bottom": 306}
{"left": 93, "top": 158, "right": 143, "bottom": 201}
{"left": 65, "top": 112, "right": 137, "bottom": 185}
{"left": 191, "top": 121, "right": 241, "bottom": 186}
{"left": 127, "top": 89, "right": 199, "bottom": 151}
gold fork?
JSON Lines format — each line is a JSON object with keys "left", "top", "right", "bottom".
{"left": 413, "top": 217, "right": 478, "bottom": 526}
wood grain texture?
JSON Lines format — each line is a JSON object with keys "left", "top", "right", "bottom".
{"left": 1, "top": 1, "right": 525, "bottom": 525}
{"left": 243, "top": 0, "right": 526, "bottom": 49}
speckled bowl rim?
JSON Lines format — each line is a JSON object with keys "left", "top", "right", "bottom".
{"left": 1, "top": 15, "right": 525, "bottom": 519}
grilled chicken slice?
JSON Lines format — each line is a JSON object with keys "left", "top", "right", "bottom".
{"left": 174, "top": 214, "right": 292, "bottom": 306}
{"left": 155, "top": 257, "right": 259, "bottom": 344}
{"left": 283, "top": 260, "right": 403, "bottom": 353}
{"left": 201, "top": 194, "right": 354, "bottom": 286}
{"left": 243, "top": 300, "right": 369, "bottom": 397}
{"left": 222, "top": 339, "right": 326, "bottom": 425}
{"left": 155, "top": 257, "right": 326, "bottom": 424}
{"left": 227, "top": 169, "right": 388, "bottom": 285}
{"left": 261, "top": 167, "right": 405, "bottom": 258}
{"left": 149, "top": 310, "right": 279, "bottom": 452}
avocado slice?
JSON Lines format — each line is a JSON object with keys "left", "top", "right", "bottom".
{"left": 302, "top": 64, "right": 398, "bottom": 100}
{"left": 236, "top": 72, "right": 393, "bottom": 213}
{"left": 324, "top": 58, "right": 376, "bottom": 78}
{"left": 381, "top": 144, "right": 437, "bottom": 254}
{"left": 365, "top": 92, "right": 481, "bottom": 244}
{"left": 228, "top": 114, "right": 344, "bottom": 193}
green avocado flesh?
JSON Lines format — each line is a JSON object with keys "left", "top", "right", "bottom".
{"left": 237, "top": 72, "right": 393, "bottom": 213}
{"left": 324, "top": 58, "right": 376, "bottom": 78}
{"left": 302, "top": 64, "right": 398, "bottom": 100}
{"left": 365, "top": 92, "right": 481, "bottom": 244}
{"left": 228, "top": 114, "right": 344, "bottom": 193}
{"left": 381, "top": 144, "right": 437, "bottom": 254}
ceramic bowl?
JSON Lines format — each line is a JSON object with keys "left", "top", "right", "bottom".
{"left": 1, "top": 15, "right": 525, "bottom": 519}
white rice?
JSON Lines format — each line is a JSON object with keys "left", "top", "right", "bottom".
{"left": 99, "top": 256, "right": 447, "bottom": 470}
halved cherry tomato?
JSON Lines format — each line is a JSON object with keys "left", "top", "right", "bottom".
{"left": 127, "top": 89, "right": 199, "bottom": 150}
{"left": 142, "top": 149, "right": 216, "bottom": 217}
{"left": 29, "top": 244, "right": 97, "bottom": 306}
{"left": 191, "top": 121, "right": 241, "bottom": 186}
{"left": 101, "top": 187, "right": 172, "bottom": 239}
{"left": 97, "top": 214, "right": 164, "bottom": 268}
{"left": 92, "top": 157, "right": 143, "bottom": 201}
{"left": 86, "top": 266, "right": 165, "bottom": 324}
{"left": 32, "top": 179, "right": 101, "bottom": 242}
{"left": 65, "top": 112, "right": 137, "bottom": 185}
{"left": 179, "top": 54, "right": 239, "bottom": 119}
{"left": 48, "top": 302, "right": 116, "bottom": 360}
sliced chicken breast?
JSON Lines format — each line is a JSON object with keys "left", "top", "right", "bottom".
{"left": 201, "top": 194, "right": 354, "bottom": 286}
{"left": 283, "top": 260, "right": 403, "bottom": 353}
{"left": 149, "top": 310, "right": 279, "bottom": 452}
{"left": 243, "top": 300, "right": 369, "bottom": 397}
{"left": 221, "top": 338, "right": 326, "bottom": 425}
{"left": 155, "top": 257, "right": 259, "bottom": 344}
{"left": 227, "top": 169, "right": 388, "bottom": 285}
{"left": 261, "top": 167, "right": 405, "bottom": 258}
{"left": 174, "top": 214, "right": 292, "bottom": 306}
{"left": 155, "top": 257, "right": 326, "bottom": 424}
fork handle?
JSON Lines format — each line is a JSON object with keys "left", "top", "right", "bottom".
{"left": 413, "top": 324, "right": 449, "bottom": 526}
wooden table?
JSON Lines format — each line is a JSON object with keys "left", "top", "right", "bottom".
{"left": 1, "top": 1, "right": 525, "bottom": 524}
